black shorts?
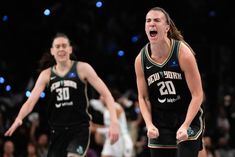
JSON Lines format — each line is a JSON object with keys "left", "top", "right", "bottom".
{"left": 48, "top": 124, "right": 90, "bottom": 157}
{"left": 148, "top": 108, "right": 204, "bottom": 149}
{"left": 150, "top": 139, "right": 202, "bottom": 157}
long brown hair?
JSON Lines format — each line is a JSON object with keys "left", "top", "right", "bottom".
{"left": 149, "top": 7, "right": 195, "bottom": 54}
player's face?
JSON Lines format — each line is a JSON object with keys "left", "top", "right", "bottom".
{"left": 51, "top": 37, "right": 72, "bottom": 62}
{"left": 145, "top": 10, "right": 169, "bottom": 43}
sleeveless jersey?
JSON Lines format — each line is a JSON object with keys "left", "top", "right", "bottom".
{"left": 141, "top": 39, "right": 191, "bottom": 113}
{"left": 46, "top": 61, "right": 91, "bottom": 127}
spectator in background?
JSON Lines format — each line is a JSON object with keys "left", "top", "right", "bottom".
{"left": 117, "top": 90, "right": 143, "bottom": 157}
{"left": 27, "top": 142, "right": 39, "bottom": 157}
{"left": 37, "top": 133, "right": 49, "bottom": 157}
{"left": 2, "top": 140, "right": 15, "bottom": 157}
{"left": 27, "top": 112, "right": 49, "bottom": 157}
{"left": 222, "top": 94, "right": 235, "bottom": 148}
{"left": 90, "top": 91, "right": 133, "bottom": 157}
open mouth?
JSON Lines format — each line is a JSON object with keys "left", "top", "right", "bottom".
{"left": 58, "top": 51, "right": 66, "bottom": 56}
{"left": 149, "top": 30, "right": 158, "bottom": 37}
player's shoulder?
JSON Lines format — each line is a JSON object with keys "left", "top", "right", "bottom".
{"left": 178, "top": 41, "right": 195, "bottom": 60}
{"left": 36, "top": 68, "right": 51, "bottom": 83}
{"left": 76, "top": 61, "right": 95, "bottom": 75}
{"left": 40, "top": 67, "right": 51, "bottom": 76}
{"left": 77, "top": 61, "right": 92, "bottom": 68}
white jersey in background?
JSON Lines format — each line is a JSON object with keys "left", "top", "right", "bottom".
{"left": 90, "top": 99, "right": 133, "bottom": 157}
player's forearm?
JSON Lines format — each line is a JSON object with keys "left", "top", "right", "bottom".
{"left": 106, "top": 100, "right": 118, "bottom": 123}
{"left": 183, "top": 95, "right": 203, "bottom": 127}
{"left": 17, "top": 100, "right": 35, "bottom": 121}
{"left": 139, "top": 98, "right": 152, "bottom": 128}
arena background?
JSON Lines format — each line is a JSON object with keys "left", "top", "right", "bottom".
{"left": 0, "top": 0, "right": 235, "bottom": 156}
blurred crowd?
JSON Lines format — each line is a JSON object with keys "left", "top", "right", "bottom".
{"left": 1, "top": 83, "right": 235, "bottom": 157}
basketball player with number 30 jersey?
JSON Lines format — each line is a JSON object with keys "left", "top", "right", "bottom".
{"left": 5, "top": 33, "right": 119, "bottom": 157}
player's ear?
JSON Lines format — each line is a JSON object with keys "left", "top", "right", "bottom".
{"left": 50, "top": 48, "right": 54, "bottom": 56}
{"left": 69, "top": 46, "right": 73, "bottom": 55}
{"left": 165, "top": 24, "right": 170, "bottom": 32}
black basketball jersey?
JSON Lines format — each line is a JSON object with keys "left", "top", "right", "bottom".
{"left": 46, "top": 61, "right": 91, "bottom": 127}
{"left": 141, "top": 39, "right": 191, "bottom": 112}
